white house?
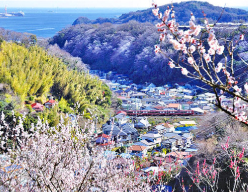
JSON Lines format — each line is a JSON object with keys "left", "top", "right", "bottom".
{"left": 142, "top": 133, "right": 162, "bottom": 144}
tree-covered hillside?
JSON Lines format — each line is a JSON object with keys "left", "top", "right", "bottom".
{"left": 50, "top": 21, "right": 186, "bottom": 85}
{"left": 73, "top": 1, "right": 248, "bottom": 26}
{"left": 50, "top": 19, "right": 248, "bottom": 85}
{"left": 0, "top": 41, "right": 111, "bottom": 116}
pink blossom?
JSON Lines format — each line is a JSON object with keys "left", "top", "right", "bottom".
{"left": 189, "top": 45, "right": 196, "bottom": 53}
{"left": 244, "top": 83, "right": 248, "bottom": 93}
{"left": 208, "top": 31, "right": 215, "bottom": 42}
{"left": 233, "top": 85, "right": 242, "bottom": 92}
{"left": 168, "top": 61, "right": 175, "bottom": 68}
{"left": 156, "top": 22, "right": 166, "bottom": 28}
{"left": 181, "top": 68, "right": 189, "bottom": 76}
{"left": 203, "top": 53, "right": 211, "bottom": 63}
{"left": 187, "top": 57, "right": 194, "bottom": 64}
{"left": 215, "top": 62, "right": 223, "bottom": 73}
{"left": 152, "top": 8, "right": 159, "bottom": 16}
{"left": 154, "top": 45, "right": 161, "bottom": 54}
{"left": 208, "top": 48, "right": 215, "bottom": 55}
{"left": 240, "top": 34, "right": 244, "bottom": 40}
{"left": 216, "top": 45, "right": 224, "bottom": 55}
{"left": 163, "top": 9, "right": 171, "bottom": 22}
{"left": 200, "top": 47, "right": 206, "bottom": 54}
{"left": 170, "top": 39, "right": 181, "bottom": 50}
{"left": 160, "top": 33, "right": 165, "bottom": 41}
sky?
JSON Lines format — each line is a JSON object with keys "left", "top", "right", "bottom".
{"left": 1, "top": 0, "right": 248, "bottom": 8}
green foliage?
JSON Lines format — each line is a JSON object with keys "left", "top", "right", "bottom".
{"left": 117, "top": 98, "right": 122, "bottom": 108}
{"left": 23, "top": 114, "right": 38, "bottom": 131}
{"left": 58, "top": 97, "right": 72, "bottom": 113}
{"left": 4, "top": 94, "right": 12, "bottom": 104}
{"left": 25, "top": 104, "right": 33, "bottom": 113}
{"left": 0, "top": 41, "right": 111, "bottom": 118}
{"left": 29, "top": 35, "right": 37, "bottom": 45}
{"left": 38, "top": 106, "right": 60, "bottom": 127}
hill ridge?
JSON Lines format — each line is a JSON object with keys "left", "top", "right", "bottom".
{"left": 72, "top": 1, "right": 248, "bottom": 26}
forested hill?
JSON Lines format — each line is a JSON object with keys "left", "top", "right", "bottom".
{"left": 50, "top": 20, "right": 248, "bottom": 85}
{"left": 50, "top": 21, "right": 183, "bottom": 85}
{"left": 73, "top": 1, "right": 248, "bottom": 26}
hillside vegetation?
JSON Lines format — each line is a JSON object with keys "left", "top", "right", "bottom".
{"left": 0, "top": 41, "right": 111, "bottom": 116}
{"left": 73, "top": 1, "right": 248, "bottom": 25}
{"left": 50, "top": 21, "right": 183, "bottom": 85}
{"left": 50, "top": 19, "right": 248, "bottom": 85}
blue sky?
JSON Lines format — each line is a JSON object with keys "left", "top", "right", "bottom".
{"left": 1, "top": 0, "right": 248, "bottom": 8}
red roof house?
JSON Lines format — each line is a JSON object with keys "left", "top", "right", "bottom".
{"left": 44, "top": 99, "right": 57, "bottom": 108}
{"left": 31, "top": 103, "right": 44, "bottom": 112}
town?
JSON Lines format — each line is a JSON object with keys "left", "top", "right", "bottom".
{"left": 88, "top": 70, "right": 223, "bottom": 178}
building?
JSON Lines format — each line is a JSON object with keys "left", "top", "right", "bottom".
{"left": 31, "top": 103, "right": 44, "bottom": 112}
{"left": 44, "top": 99, "right": 57, "bottom": 108}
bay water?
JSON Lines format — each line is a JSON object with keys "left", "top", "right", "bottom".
{"left": 0, "top": 7, "right": 141, "bottom": 38}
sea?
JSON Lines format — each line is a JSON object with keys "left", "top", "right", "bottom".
{"left": 0, "top": 7, "right": 142, "bottom": 38}
{"left": 1, "top": 7, "right": 248, "bottom": 39}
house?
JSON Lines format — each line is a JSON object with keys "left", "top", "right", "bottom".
{"left": 95, "top": 134, "right": 113, "bottom": 145}
{"left": 167, "top": 103, "right": 182, "bottom": 110}
{"left": 181, "top": 104, "right": 190, "bottom": 110}
{"left": 124, "top": 88, "right": 134, "bottom": 97}
{"left": 102, "top": 124, "right": 120, "bottom": 135}
{"left": 142, "top": 133, "right": 162, "bottom": 144}
{"left": 111, "top": 130, "right": 129, "bottom": 143}
{"left": 155, "top": 87, "right": 165, "bottom": 95}
{"left": 120, "top": 123, "right": 139, "bottom": 141}
{"left": 108, "top": 82, "right": 120, "bottom": 90}
{"left": 114, "top": 113, "right": 129, "bottom": 125}
{"left": 141, "top": 98, "right": 159, "bottom": 105}
{"left": 147, "top": 83, "right": 156, "bottom": 89}
{"left": 165, "top": 151, "right": 191, "bottom": 159}
{"left": 191, "top": 107, "right": 205, "bottom": 115}
{"left": 133, "top": 139, "right": 156, "bottom": 149}
{"left": 128, "top": 145, "right": 147, "bottom": 156}
{"left": 163, "top": 133, "right": 184, "bottom": 149}
{"left": 163, "top": 123, "right": 175, "bottom": 132}
{"left": 179, "top": 121, "right": 197, "bottom": 126}
{"left": 154, "top": 123, "right": 175, "bottom": 133}
{"left": 135, "top": 117, "right": 151, "bottom": 129}
{"left": 154, "top": 124, "right": 166, "bottom": 134}
{"left": 44, "top": 99, "right": 57, "bottom": 108}
{"left": 130, "top": 92, "right": 147, "bottom": 99}
{"left": 129, "top": 98, "right": 142, "bottom": 110}
{"left": 162, "top": 138, "right": 178, "bottom": 151}
{"left": 182, "top": 133, "right": 193, "bottom": 148}
{"left": 115, "top": 90, "right": 128, "bottom": 97}
{"left": 31, "top": 103, "right": 44, "bottom": 112}
{"left": 168, "top": 89, "right": 178, "bottom": 96}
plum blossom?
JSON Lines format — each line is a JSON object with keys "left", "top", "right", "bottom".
{"left": 168, "top": 61, "right": 175, "bottom": 68}
{"left": 163, "top": 9, "right": 171, "bottom": 22}
{"left": 203, "top": 53, "right": 211, "bottom": 63}
{"left": 244, "top": 83, "right": 248, "bottom": 93}
{"left": 233, "top": 85, "right": 242, "bottom": 92}
{"left": 189, "top": 45, "right": 196, "bottom": 53}
{"left": 215, "top": 62, "right": 223, "bottom": 73}
{"left": 152, "top": 8, "right": 159, "bottom": 16}
{"left": 188, "top": 57, "right": 194, "bottom": 65}
{"left": 240, "top": 34, "right": 244, "bottom": 40}
{"left": 208, "top": 48, "right": 215, "bottom": 55}
{"left": 181, "top": 68, "right": 189, "bottom": 75}
{"left": 216, "top": 45, "right": 224, "bottom": 55}
{"left": 154, "top": 45, "right": 160, "bottom": 54}
{"left": 170, "top": 39, "right": 181, "bottom": 50}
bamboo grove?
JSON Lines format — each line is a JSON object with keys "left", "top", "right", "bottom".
{"left": 0, "top": 41, "right": 111, "bottom": 117}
